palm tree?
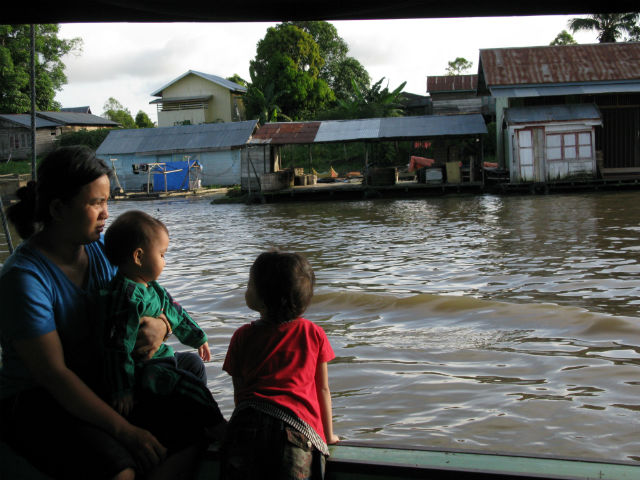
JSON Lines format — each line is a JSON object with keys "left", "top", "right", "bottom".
{"left": 568, "top": 13, "right": 640, "bottom": 43}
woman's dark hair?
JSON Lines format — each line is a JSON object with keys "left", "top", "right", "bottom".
{"left": 250, "top": 250, "right": 315, "bottom": 323}
{"left": 6, "top": 146, "right": 111, "bottom": 239}
{"left": 104, "top": 210, "right": 168, "bottom": 267}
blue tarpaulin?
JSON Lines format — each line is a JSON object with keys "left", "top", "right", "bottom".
{"left": 151, "top": 159, "right": 201, "bottom": 191}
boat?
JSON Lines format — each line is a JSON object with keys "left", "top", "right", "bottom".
{"left": 194, "top": 441, "right": 640, "bottom": 479}
{"left": 3, "top": 439, "right": 639, "bottom": 479}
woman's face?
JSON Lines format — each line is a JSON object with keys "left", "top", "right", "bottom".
{"left": 58, "top": 174, "right": 110, "bottom": 244}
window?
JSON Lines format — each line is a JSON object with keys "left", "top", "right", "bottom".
{"left": 546, "top": 131, "right": 592, "bottom": 161}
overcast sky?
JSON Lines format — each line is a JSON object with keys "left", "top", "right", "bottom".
{"left": 56, "top": 16, "right": 598, "bottom": 123}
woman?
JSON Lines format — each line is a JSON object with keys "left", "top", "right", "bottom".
{"left": 0, "top": 146, "right": 203, "bottom": 479}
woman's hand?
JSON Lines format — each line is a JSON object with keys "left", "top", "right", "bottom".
{"left": 198, "top": 342, "right": 211, "bottom": 362}
{"left": 118, "top": 423, "right": 167, "bottom": 472}
{"left": 135, "top": 315, "right": 169, "bottom": 360}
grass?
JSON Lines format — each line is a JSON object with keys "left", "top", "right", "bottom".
{"left": 0, "top": 160, "right": 35, "bottom": 176}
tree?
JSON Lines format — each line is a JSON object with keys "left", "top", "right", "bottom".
{"left": 103, "top": 97, "right": 136, "bottom": 129}
{"left": 568, "top": 13, "right": 640, "bottom": 43}
{"left": 319, "top": 77, "right": 406, "bottom": 120}
{"left": 244, "top": 79, "right": 292, "bottom": 124}
{"left": 284, "top": 21, "right": 370, "bottom": 102}
{"left": 247, "top": 24, "right": 334, "bottom": 121}
{"left": 446, "top": 57, "right": 473, "bottom": 75}
{"left": 550, "top": 30, "right": 577, "bottom": 45}
{"left": 0, "top": 24, "right": 81, "bottom": 113}
{"left": 226, "top": 74, "right": 248, "bottom": 88}
{"left": 135, "top": 110, "right": 154, "bottom": 128}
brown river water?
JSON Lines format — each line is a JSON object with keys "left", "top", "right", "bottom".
{"left": 4, "top": 190, "right": 640, "bottom": 463}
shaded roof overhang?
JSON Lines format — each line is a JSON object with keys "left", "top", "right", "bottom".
{"left": 149, "top": 95, "right": 213, "bottom": 104}
{"left": 489, "top": 80, "right": 640, "bottom": 98}
{"left": 505, "top": 104, "right": 602, "bottom": 125}
{"left": 4, "top": 1, "right": 637, "bottom": 23}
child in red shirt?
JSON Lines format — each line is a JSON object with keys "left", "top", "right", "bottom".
{"left": 222, "top": 250, "right": 339, "bottom": 479}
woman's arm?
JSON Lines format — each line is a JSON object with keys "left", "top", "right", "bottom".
{"left": 315, "top": 361, "right": 339, "bottom": 444}
{"left": 13, "top": 330, "right": 167, "bottom": 471}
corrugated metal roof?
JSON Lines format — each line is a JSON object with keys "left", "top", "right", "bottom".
{"left": 61, "top": 106, "right": 91, "bottom": 114}
{"left": 505, "top": 104, "right": 602, "bottom": 124}
{"left": 37, "top": 111, "right": 118, "bottom": 126}
{"left": 253, "top": 122, "right": 321, "bottom": 144}
{"left": 0, "top": 114, "right": 60, "bottom": 128}
{"left": 97, "top": 115, "right": 486, "bottom": 155}
{"left": 427, "top": 75, "right": 478, "bottom": 93}
{"left": 96, "top": 120, "right": 258, "bottom": 155}
{"left": 151, "top": 70, "right": 247, "bottom": 97}
{"left": 315, "top": 119, "right": 382, "bottom": 142}
{"left": 380, "top": 114, "right": 486, "bottom": 138}
{"left": 480, "top": 43, "right": 640, "bottom": 87}
{"left": 254, "top": 115, "right": 487, "bottom": 144}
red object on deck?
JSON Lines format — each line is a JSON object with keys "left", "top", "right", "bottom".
{"left": 408, "top": 156, "right": 435, "bottom": 172}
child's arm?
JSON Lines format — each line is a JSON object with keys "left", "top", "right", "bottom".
{"left": 156, "top": 284, "right": 208, "bottom": 349}
{"left": 198, "top": 342, "right": 211, "bottom": 362}
{"left": 315, "top": 361, "right": 339, "bottom": 444}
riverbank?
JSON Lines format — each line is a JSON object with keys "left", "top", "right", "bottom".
{"left": 211, "top": 175, "right": 640, "bottom": 204}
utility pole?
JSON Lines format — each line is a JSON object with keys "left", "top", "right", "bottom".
{"left": 30, "top": 24, "right": 37, "bottom": 181}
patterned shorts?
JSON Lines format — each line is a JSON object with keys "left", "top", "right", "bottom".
{"left": 221, "top": 407, "right": 326, "bottom": 480}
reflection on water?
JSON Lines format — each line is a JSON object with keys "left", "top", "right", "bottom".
{"left": 7, "top": 191, "right": 640, "bottom": 462}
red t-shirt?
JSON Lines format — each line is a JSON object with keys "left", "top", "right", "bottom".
{"left": 223, "top": 317, "right": 335, "bottom": 441}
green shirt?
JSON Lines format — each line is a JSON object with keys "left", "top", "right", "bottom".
{"left": 100, "top": 273, "right": 207, "bottom": 399}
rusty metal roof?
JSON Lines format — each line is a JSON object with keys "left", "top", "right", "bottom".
{"left": 252, "top": 122, "right": 321, "bottom": 144}
{"left": 427, "top": 75, "right": 478, "bottom": 93}
{"left": 479, "top": 43, "right": 640, "bottom": 88}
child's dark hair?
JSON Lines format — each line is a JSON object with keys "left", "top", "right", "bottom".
{"left": 7, "top": 146, "right": 111, "bottom": 239}
{"left": 251, "top": 250, "right": 315, "bottom": 323}
{"left": 104, "top": 210, "right": 168, "bottom": 266}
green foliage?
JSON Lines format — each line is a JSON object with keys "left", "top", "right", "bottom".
{"left": 318, "top": 77, "right": 406, "bottom": 120}
{"left": 0, "top": 159, "right": 34, "bottom": 174}
{"left": 247, "top": 24, "right": 334, "bottom": 121}
{"left": 284, "top": 21, "right": 370, "bottom": 103}
{"left": 550, "top": 30, "right": 578, "bottom": 45}
{"left": 244, "top": 82, "right": 291, "bottom": 124}
{"left": 446, "top": 57, "right": 473, "bottom": 75}
{"left": 135, "top": 111, "right": 154, "bottom": 128}
{"left": 103, "top": 97, "right": 136, "bottom": 129}
{"left": 57, "top": 128, "right": 113, "bottom": 149}
{"left": 226, "top": 74, "right": 248, "bottom": 87}
{"left": 0, "top": 24, "right": 81, "bottom": 113}
{"left": 568, "top": 13, "right": 640, "bottom": 43}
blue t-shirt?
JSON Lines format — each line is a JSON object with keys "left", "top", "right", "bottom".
{"left": 0, "top": 239, "right": 117, "bottom": 398}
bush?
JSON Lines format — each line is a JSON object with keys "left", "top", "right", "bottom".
{"left": 58, "top": 128, "right": 113, "bottom": 150}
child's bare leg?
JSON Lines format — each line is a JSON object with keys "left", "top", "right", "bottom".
{"left": 112, "top": 467, "right": 135, "bottom": 480}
